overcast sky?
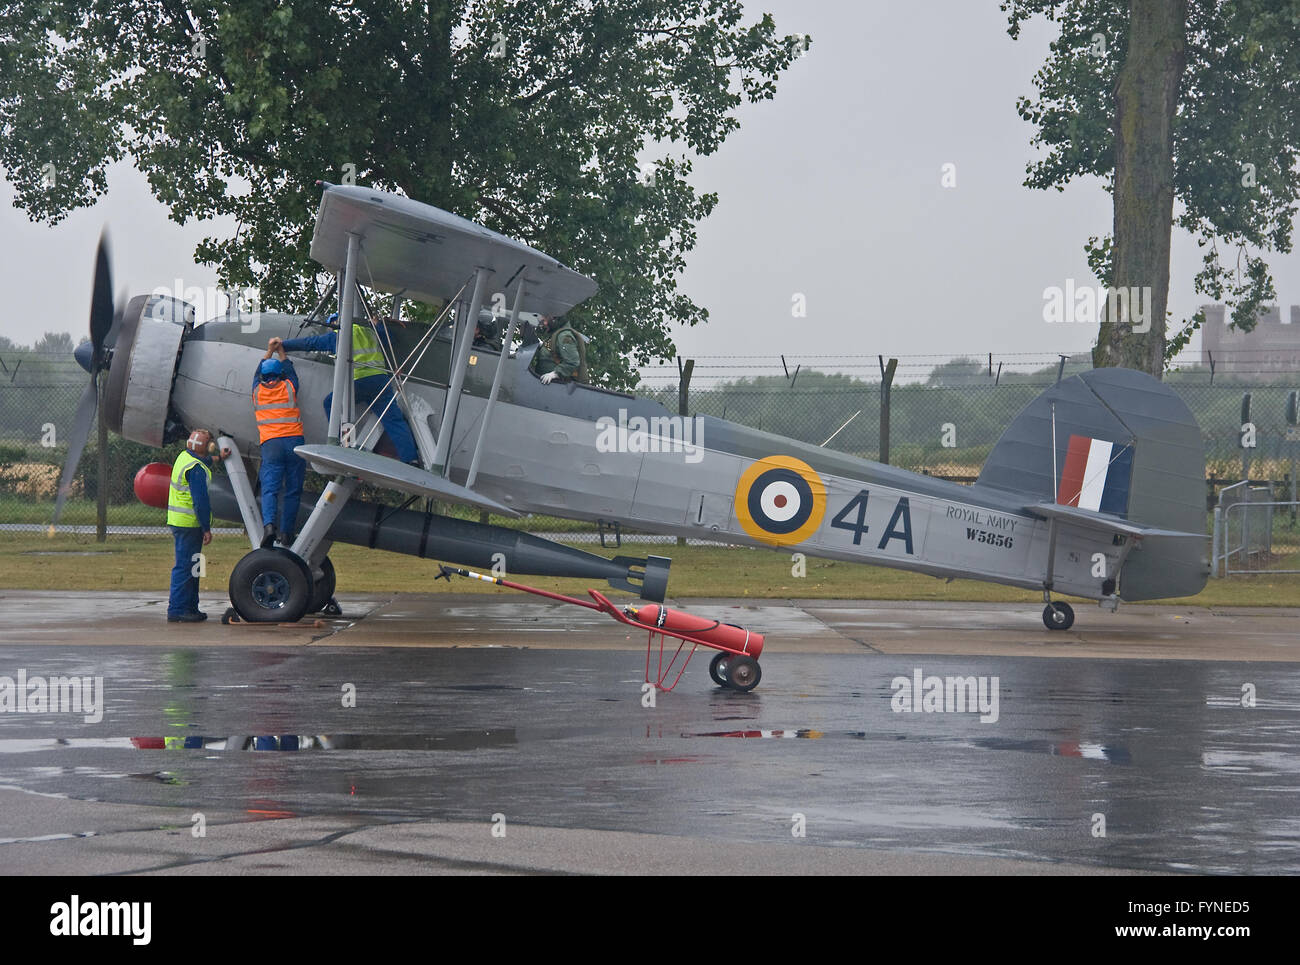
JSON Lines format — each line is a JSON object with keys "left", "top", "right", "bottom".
{"left": 2, "top": 1, "right": 1296, "bottom": 376}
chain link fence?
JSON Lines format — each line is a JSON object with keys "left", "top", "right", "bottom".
{"left": 3, "top": 349, "right": 1297, "bottom": 539}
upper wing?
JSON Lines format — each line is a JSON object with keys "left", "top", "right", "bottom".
{"left": 309, "top": 184, "right": 598, "bottom": 316}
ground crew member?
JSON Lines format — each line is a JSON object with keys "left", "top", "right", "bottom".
{"left": 254, "top": 341, "right": 305, "bottom": 547}
{"left": 532, "top": 315, "right": 588, "bottom": 384}
{"left": 167, "top": 429, "right": 225, "bottom": 623}
{"left": 274, "top": 313, "right": 419, "bottom": 465}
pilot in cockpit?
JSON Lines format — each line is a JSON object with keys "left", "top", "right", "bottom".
{"left": 531, "top": 315, "right": 589, "bottom": 384}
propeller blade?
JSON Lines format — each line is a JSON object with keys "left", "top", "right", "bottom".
{"left": 89, "top": 232, "right": 115, "bottom": 356}
{"left": 50, "top": 377, "right": 99, "bottom": 529}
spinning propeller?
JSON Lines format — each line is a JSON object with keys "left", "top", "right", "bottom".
{"left": 51, "top": 233, "right": 125, "bottom": 529}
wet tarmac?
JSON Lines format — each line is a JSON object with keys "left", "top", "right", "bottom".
{"left": 2, "top": 624, "right": 1298, "bottom": 874}
{"left": 4, "top": 590, "right": 1299, "bottom": 661}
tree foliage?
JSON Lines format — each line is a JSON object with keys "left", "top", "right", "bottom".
{"left": 0, "top": 1, "right": 804, "bottom": 388}
{"left": 1003, "top": 0, "right": 1300, "bottom": 366}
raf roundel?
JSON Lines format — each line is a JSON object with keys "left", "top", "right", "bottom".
{"left": 734, "top": 455, "right": 827, "bottom": 546}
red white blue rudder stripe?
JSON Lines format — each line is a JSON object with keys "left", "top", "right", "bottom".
{"left": 1058, "top": 434, "right": 1134, "bottom": 515}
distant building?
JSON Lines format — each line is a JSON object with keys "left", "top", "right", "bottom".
{"left": 1200, "top": 304, "right": 1300, "bottom": 375}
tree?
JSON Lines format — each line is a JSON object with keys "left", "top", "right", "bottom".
{"left": 925, "top": 357, "right": 986, "bottom": 386}
{"left": 0, "top": 1, "right": 804, "bottom": 388}
{"left": 32, "top": 331, "right": 75, "bottom": 356}
{"left": 1003, "top": 0, "right": 1300, "bottom": 375}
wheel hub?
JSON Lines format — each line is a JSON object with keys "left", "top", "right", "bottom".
{"left": 250, "top": 570, "right": 291, "bottom": 609}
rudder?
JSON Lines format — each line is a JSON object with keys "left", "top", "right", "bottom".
{"left": 974, "top": 368, "right": 1208, "bottom": 601}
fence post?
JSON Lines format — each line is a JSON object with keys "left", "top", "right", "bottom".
{"left": 676, "top": 358, "right": 694, "bottom": 547}
{"left": 1240, "top": 392, "right": 1252, "bottom": 483}
{"left": 1211, "top": 506, "right": 1221, "bottom": 578}
{"left": 677, "top": 357, "right": 694, "bottom": 419}
{"left": 878, "top": 356, "right": 897, "bottom": 465}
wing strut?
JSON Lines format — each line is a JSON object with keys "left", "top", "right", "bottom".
{"left": 466, "top": 276, "right": 525, "bottom": 488}
{"left": 327, "top": 232, "right": 360, "bottom": 442}
{"left": 432, "top": 265, "right": 490, "bottom": 473}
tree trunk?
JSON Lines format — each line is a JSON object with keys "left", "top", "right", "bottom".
{"left": 1093, "top": 0, "right": 1187, "bottom": 377}
{"left": 411, "top": 1, "right": 456, "bottom": 205}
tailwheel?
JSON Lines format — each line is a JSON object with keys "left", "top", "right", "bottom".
{"left": 1042, "top": 601, "right": 1074, "bottom": 631}
{"left": 725, "top": 655, "right": 762, "bottom": 693}
{"left": 229, "top": 548, "right": 313, "bottom": 624}
{"left": 709, "top": 652, "right": 730, "bottom": 687}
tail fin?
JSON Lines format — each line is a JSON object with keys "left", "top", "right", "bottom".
{"left": 975, "top": 368, "right": 1208, "bottom": 600}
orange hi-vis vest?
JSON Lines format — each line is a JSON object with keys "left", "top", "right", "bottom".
{"left": 253, "top": 379, "right": 304, "bottom": 442}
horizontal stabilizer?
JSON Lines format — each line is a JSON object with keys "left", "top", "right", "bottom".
{"left": 295, "top": 444, "right": 518, "bottom": 517}
{"left": 1026, "top": 501, "right": 1206, "bottom": 541}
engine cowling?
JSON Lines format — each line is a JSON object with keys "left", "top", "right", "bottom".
{"left": 102, "top": 294, "right": 196, "bottom": 445}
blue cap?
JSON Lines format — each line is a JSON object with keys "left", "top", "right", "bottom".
{"left": 260, "top": 358, "right": 285, "bottom": 378}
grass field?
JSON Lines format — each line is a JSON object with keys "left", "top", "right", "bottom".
{"left": 2, "top": 532, "right": 1298, "bottom": 607}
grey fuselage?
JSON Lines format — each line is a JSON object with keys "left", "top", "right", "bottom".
{"left": 174, "top": 316, "right": 1184, "bottom": 601}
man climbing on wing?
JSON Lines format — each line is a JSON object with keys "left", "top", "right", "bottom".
{"left": 274, "top": 312, "right": 420, "bottom": 466}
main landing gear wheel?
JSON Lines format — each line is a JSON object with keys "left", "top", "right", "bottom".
{"left": 307, "top": 556, "right": 336, "bottom": 614}
{"left": 229, "top": 548, "right": 313, "bottom": 624}
{"left": 709, "top": 652, "right": 730, "bottom": 687}
{"left": 724, "top": 655, "right": 762, "bottom": 693}
{"left": 1043, "top": 601, "right": 1075, "bottom": 631}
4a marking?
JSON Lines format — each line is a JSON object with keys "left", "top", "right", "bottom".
{"left": 830, "top": 490, "right": 913, "bottom": 553}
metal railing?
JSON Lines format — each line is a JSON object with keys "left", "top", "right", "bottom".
{"left": 1213, "top": 481, "right": 1300, "bottom": 575}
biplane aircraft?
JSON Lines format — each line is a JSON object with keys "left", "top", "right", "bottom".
{"left": 57, "top": 182, "right": 1210, "bottom": 690}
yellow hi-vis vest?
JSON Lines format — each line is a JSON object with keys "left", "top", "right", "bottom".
{"left": 167, "top": 451, "right": 212, "bottom": 528}
{"left": 352, "top": 324, "right": 387, "bottom": 380}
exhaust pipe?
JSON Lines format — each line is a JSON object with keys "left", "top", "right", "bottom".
{"left": 207, "top": 476, "right": 670, "bottom": 602}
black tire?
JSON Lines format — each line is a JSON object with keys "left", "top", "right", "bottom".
{"left": 1043, "top": 601, "right": 1075, "bottom": 631}
{"left": 229, "top": 548, "right": 313, "bottom": 623}
{"left": 709, "top": 652, "right": 730, "bottom": 687}
{"left": 726, "top": 655, "right": 762, "bottom": 693}
{"left": 307, "top": 556, "right": 336, "bottom": 614}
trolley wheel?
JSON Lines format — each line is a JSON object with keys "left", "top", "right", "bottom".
{"left": 709, "top": 652, "right": 730, "bottom": 687}
{"left": 307, "top": 556, "right": 336, "bottom": 614}
{"left": 229, "top": 548, "right": 313, "bottom": 624}
{"left": 725, "top": 655, "right": 762, "bottom": 693}
{"left": 1043, "top": 601, "right": 1075, "bottom": 631}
